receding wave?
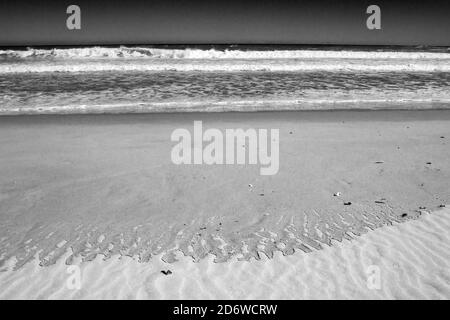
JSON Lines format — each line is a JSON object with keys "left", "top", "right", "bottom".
{"left": 2, "top": 98, "right": 450, "bottom": 115}
{"left": 1, "top": 69, "right": 449, "bottom": 114}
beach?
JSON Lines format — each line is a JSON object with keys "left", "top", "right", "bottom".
{"left": 1, "top": 46, "right": 450, "bottom": 300}
{"left": 0, "top": 110, "right": 449, "bottom": 299}
{"left": 1, "top": 206, "right": 448, "bottom": 299}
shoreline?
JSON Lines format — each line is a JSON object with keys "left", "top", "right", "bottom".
{"left": 1, "top": 101, "right": 450, "bottom": 116}
{"left": 1, "top": 108, "right": 450, "bottom": 120}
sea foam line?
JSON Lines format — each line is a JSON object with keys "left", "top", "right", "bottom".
{"left": 2, "top": 98, "right": 450, "bottom": 115}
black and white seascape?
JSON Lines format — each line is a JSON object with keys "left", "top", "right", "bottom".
{"left": 0, "top": 44, "right": 449, "bottom": 299}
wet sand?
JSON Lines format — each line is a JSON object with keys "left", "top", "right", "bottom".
{"left": 0, "top": 110, "right": 449, "bottom": 276}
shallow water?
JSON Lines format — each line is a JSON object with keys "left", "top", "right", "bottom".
{"left": 1, "top": 71, "right": 450, "bottom": 113}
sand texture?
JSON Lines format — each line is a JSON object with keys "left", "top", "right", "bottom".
{"left": 0, "top": 110, "right": 449, "bottom": 299}
{"left": 0, "top": 207, "right": 448, "bottom": 299}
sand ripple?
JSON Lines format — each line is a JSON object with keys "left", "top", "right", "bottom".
{"left": 0, "top": 208, "right": 448, "bottom": 299}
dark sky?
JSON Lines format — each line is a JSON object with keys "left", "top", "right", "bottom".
{"left": 0, "top": 0, "right": 449, "bottom": 46}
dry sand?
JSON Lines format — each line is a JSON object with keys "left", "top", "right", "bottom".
{"left": 0, "top": 110, "right": 449, "bottom": 299}
{"left": 0, "top": 207, "right": 448, "bottom": 299}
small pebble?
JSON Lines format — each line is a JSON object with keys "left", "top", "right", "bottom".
{"left": 344, "top": 202, "right": 352, "bottom": 206}
{"left": 439, "top": 204, "right": 446, "bottom": 208}
{"left": 161, "top": 270, "right": 172, "bottom": 276}
{"left": 375, "top": 161, "right": 384, "bottom": 164}
{"left": 333, "top": 192, "right": 341, "bottom": 197}
{"left": 401, "top": 213, "right": 408, "bottom": 218}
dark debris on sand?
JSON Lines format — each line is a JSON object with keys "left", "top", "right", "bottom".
{"left": 161, "top": 270, "right": 172, "bottom": 276}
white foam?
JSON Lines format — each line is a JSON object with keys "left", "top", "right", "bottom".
{"left": 1, "top": 47, "right": 449, "bottom": 73}
{"left": 1, "top": 47, "right": 450, "bottom": 60}
{"left": 2, "top": 98, "right": 449, "bottom": 115}
{"left": 1, "top": 60, "right": 450, "bottom": 73}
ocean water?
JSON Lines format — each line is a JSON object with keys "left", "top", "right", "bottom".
{"left": 1, "top": 46, "right": 449, "bottom": 114}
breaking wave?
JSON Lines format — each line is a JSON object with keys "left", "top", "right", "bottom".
{"left": 1, "top": 46, "right": 450, "bottom": 73}
{"left": 1, "top": 46, "right": 449, "bottom": 60}
{"left": 1, "top": 46, "right": 449, "bottom": 114}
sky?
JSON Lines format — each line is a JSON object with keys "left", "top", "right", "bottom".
{"left": 0, "top": 0, "right": 449, "bottom": 46}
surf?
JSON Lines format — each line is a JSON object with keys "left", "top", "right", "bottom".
{"left": 1, "top": 46, "right": 450, "bottom": 74}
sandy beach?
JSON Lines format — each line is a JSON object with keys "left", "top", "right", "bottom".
{"left": 1, "top": 206, "right": 448, "bottom": 299}
{"left": 0, "top": 0, "right": 449, "bottom": 304}
{"left": 0, "top": 110, "right": 449, "bottom": 299}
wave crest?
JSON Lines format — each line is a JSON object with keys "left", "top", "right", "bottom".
{"left": 1, "top": 46, "right": 450, "bottom": 60}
